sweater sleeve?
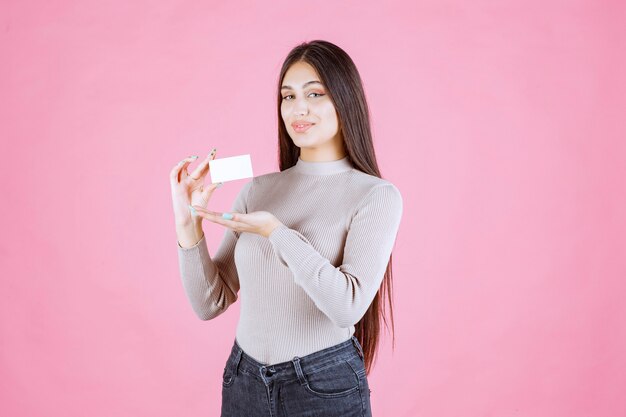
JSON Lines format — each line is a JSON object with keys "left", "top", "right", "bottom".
{"left": 176, "top": 180, "right": 252, "bottom": 320}
{"left": 267, "top": 183, "right": 403, "bottom": 328}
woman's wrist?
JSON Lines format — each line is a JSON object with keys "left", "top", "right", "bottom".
{"left": 263, "top": 220, "right": 283, "bottom": 238}
{"left": 176, "top": 220, "right": 204, "bottom": 248}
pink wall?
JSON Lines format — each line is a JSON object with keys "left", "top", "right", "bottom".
{"left": 2, "top": 1, "right": 625, "bottom": 416}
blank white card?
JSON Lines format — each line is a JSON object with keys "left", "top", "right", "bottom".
{"left": 208, "top": 154, "right": 254, "bottom": 184}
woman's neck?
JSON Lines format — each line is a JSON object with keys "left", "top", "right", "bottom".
{"left": 292, "top": 155, "right": 354, "bottom": 175}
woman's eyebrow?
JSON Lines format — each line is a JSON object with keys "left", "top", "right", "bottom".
{"left": 281, "top": 80, "right": 323, "bottom": 90}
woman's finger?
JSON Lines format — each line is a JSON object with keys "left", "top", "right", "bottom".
{"left": 169, "top": 159, "right": 186, "bottom": 182}
{"left": 192, "top": 207, "right": 244, "bottom": 229}
{"left": 170, "top": 155, "right": 199, "bottom": 183}
{"left": 201, "top": 182, "right": 221, "bottom": 201}
{"left": 189, "top": 148, "right": 217, "bottom": 181}
{"left": 192, "top": 206, "right": 237, "bottom": 219}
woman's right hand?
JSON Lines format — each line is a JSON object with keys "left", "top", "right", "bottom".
{"left": 170, "top": 148, "right": 221, "bottom": 228}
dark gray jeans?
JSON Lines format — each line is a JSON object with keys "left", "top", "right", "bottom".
{"left": 220, "top": 335, "right": 373, "bottom": 416}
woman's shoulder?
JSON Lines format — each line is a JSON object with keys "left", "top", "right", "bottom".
{"left": 348, "top": 170, "right": 402, "bottom": 201}
{"left": 350, "top": 169, "right": 397, "bottom": 186}
{"left": 346, "top": 172, "right": 403, "bottom": 222}
{"left": 249, "top": 170, "right": 284, "bottom": 188}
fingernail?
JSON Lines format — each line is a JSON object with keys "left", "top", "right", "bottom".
{"left": 190, "top": 155, "right": 198, "bottom": 159}
{"left": 188, "top": 205, "right": 197, "bottom": 216}
{"left": 222, "top": 213, "right": 233, "bottom": 220}
{"left": 216, "top": 182, "right": 223, "bottom": 188}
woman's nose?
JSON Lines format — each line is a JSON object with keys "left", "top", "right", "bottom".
{"left": 293, "top": 98, "right": 309, "bottom": 115}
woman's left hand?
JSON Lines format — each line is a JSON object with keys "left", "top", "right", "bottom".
{"left": 190, "top": 205, "right": 283, "bottom": 238}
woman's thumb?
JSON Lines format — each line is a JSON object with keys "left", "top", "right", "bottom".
{"left": 202, "top": 182, "right": 223, "bottom": 201}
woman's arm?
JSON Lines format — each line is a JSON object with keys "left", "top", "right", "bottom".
{"left": 177, "top": 180, "right": 253, "bottom": 320}
{"left": 267, "top": 183, "right": 403, "bottom": 328}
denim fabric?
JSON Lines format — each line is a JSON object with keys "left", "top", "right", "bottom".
{"left": 220, "top": 335, "right": 373, "bottom": 416}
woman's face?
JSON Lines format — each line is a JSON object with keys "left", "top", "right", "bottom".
{"left": 280, "top": 61, "right": 342, "bottom": 152}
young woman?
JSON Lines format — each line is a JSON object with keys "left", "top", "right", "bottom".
{"left": 169, "top": 40, "right": 403, "bottom": 417}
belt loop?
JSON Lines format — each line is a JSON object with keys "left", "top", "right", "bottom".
{"left": 233, "top": 348, "right": 243, "bottom": 376}
{"left": 351, "top": 335, "right": 364, "bottom": 360}
{"left": 291, "top": 357, "right": 307, "bottom": 386}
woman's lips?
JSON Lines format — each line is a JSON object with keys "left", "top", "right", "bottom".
{"left": 293, "top": 123, "right": 314, "bottom": 133}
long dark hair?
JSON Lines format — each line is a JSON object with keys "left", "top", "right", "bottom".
{"left": 275, "top": 40, "right": 396, "bottom": 375}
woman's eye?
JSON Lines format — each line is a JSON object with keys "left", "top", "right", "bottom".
{"left": 282, "top": 93, "right": 325, "bottom": 100}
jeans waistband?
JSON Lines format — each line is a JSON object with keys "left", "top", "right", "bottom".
{"left": 225, "top": 336, "right": 365, "bottom": 384}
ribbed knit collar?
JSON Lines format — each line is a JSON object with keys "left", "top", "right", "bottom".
{"left": 292, "top": 155, "right": 354, "bottom": 175}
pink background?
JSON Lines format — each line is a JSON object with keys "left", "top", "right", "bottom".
{"left": 2, "top": 1, "right": 625, "bottom": 416}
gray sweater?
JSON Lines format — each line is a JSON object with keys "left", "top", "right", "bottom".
{"left": 177, "top": 156, "right": 403, "bottom": 365}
